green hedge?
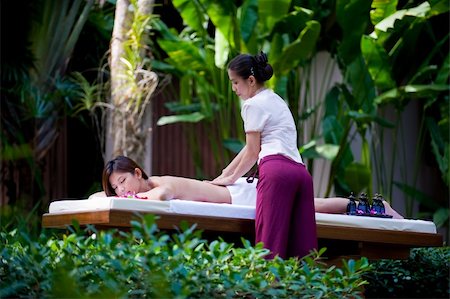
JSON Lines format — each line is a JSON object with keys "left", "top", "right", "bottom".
{"left": 1, "top": 215, "right": 369, "bottom": 298}
{"left": 364, "top": 246, "right": 450, "bottom": 298}
{"left": 2, "top": 213, "right": 448, "bottom": 298}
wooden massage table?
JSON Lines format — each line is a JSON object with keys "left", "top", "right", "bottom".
{"left": 42, "top": 196, "right": 443, "bottom": 264}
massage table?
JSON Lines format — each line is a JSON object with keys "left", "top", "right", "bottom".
{"left": 42, "top": 197, "right": 443, "bottom": 264}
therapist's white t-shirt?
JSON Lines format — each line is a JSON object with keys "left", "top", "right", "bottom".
{"left": 241, "top": 89, "right": 303, "bottom": 164}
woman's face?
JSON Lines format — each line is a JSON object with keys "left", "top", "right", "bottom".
{"left": 109, "top": 169, "right": 142, "bottom": 196}
{"left": 228, "top": 69, "right": 254, "bottom": 100}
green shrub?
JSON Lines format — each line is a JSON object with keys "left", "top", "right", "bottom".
{"left": 1, "top": 214, "right": 370, "bottom": 298}
{"left": 364, "top": 247, "right": 450, "bottom": 298}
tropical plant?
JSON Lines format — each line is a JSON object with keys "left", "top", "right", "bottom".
{"left": 1, "top": 0, "right": 94, "bottom": 208}
{"left": 69, "top": 71, "right": 114, "bottom": 159}
{"left": 359, "top": 0, "right": 449, "bottom": 222}
{"left": 295, "top": 0, "right": 449, "bottom": 228}
{"left": 1, "top": 214, "right": 371, "bottom": 298}
{"left": 150, "top": 0, "right": 449, "bottom": 228}
{"left": 151, "top": 0, "right": 322, "bottom": 176}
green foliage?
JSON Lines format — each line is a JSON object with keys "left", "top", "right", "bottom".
{"left": 1, "top": 0, "right": 95, "bottom": 209}
{"left": 364, "top": 247, "right": 450, "bottom": 298}
{"left": 1, "top": 215, "right": 371, "bottom": 298}
{"left": 359, "top": 0, "right": 450, "bottom": 219}
{"left": 150, "top": 0, "right": 449, "bottom": 226}
{"left": 151, "top": 0, "right": 322, "bottom": 176}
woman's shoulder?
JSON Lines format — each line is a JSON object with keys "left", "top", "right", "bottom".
{"left": 245, "top": 90, "right": 286, "bottom": 110}
{"left": 148, "top": 175, "right": 163, "bottom": 185}
{"left": 255, "top": 89, "right": 284, "bottom": 103}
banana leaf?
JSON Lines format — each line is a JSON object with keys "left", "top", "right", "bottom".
{"left": 239, "top": 0, "right": 258, "bottom": 43}
{"left": 172, "top": 0, "right": 208, "bottom": 36}
{"left": 258, "top": 0, "right": 291, "bottom": 32}
{"left": 361, "top": 35, "right": 396, "bottom": 90}
{"left": 374, "top": 84, "right": 450, "bottom": 105}
{"left": 157, "top": 112, "right": 205, "bottom": 126}
{"left": 272, "top": 21, "right": 320, "bottom": 75}
{"left": 336, "top": 0, "right": 372, "bottom": 64}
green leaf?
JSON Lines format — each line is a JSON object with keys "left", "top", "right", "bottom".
{"left": 345, "top": 56, "right": 377, "bottom": 111}
{"left": 336, "top": 0, "right": 372, "bottom": 64}
{"left": 299, "top": 140, "right": 321, "bottom": 159}
{"left": 268, "top": 33, "right": 284, "bottom": 68}
{"left": 322, "top": 114, "right": 345, "bottom": 146}
{"left": 269, "top": 7, "right": 314, "bottom": 38}
{"left": 361, "top": 35, "right": 395, "bottom": 90}
{"left": 347, "top": 110, "right": 376, "bottom": 124}
{"left": 157, "top": 112, "right": 205, "bottom": 126}
{"left": 1, "top": 143, "right": 33, "bottom": 161}
{"left": 429, "top": 0, "right": 450, "bottom": 16}
{"left": 316, "top": 144, "right": 340, "bottom": 160}
{"left": 150, "top": 60, "right": 178, "bottom": 73}
{"left": 272, "top": 21, "right": 321, "bottom": 75}
{"left": 165, "top": 102, "right": 202, "bottom": 113}
{"left": 151, "top": 19, "right": 180, "bottom": 41}
{"left": 258, "top": 0, "right": 291, "bottom": 32}
{"left": 223, "top": 138, "right": 244, "bottom": 153}
{"left": 239, "top": 0, "right": 258, "bottom": 43}
{"left": 361, "top": 139, "right": 370, "bottom": 167}
{"left": 202, "top": 0, "right": 239, "bottom": 49}
{"left": 360, "top": 113, "right": 396, "bottom": 129}
{"left": 375, "top": 1, "right": 430, "bottom": 32}
{"left": 172, "top": 0, "right": 208, "bottom": 35}
{"left": 374, "top": 84, "right": 450, "bottom": 105}
{"left": 157, "top": 39, "right": 206, "bottom": 72}
{"left": 426, "top": 117, "right": 449, "bottom": 185}
{"left": 344, "top": 162, "right": 371, "bottom": 194}
{"left": 435, "top": 54, "right": 450, "bottom": 84}
{"left": 370, "top": 0, "right": 399, "bottom": 25}
{"left": 214, "top": 29, "right": 230, "bottom": 68}
{"left": 433, "top": 208, "right": 449, "bottom": 227}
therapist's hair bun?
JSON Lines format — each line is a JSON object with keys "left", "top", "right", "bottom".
{"left": 252, "top": 51, "right": 273, "bottom": 82}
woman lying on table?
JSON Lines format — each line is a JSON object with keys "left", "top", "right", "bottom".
{"left": 100, "top": 155, "right": 403, "bottom": 219}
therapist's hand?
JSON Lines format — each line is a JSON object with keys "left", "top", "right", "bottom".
{"left": 207, "top": 175, "right": 237, "bottom": 186}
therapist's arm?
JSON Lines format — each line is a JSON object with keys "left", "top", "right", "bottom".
{"left": 209, "top": 132, "right": 260, "bottom": 185}
{"left": 217, "top": 145, "right": 246, "bottom": 178}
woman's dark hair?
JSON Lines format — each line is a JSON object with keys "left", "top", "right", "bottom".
{"left": 102, "top": 155, "right": 149, "bottom": 196}
{"left": 228, "top": 51, "right": 273, "bottom": 83}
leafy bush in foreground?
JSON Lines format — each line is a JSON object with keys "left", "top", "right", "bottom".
{"left": 1, "top": 215, "right": 370, "bottom": 298}
{"left": 364, "top": 246, "right": 450, "bottom": 298}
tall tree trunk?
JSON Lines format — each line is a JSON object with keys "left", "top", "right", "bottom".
{"left": 108, "top": 0, "right": 156, "bottom": 170}
{"left": 108, "top": 0, "right": 132, "bottom": 162}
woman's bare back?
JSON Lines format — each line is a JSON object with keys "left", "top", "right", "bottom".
{"left": 148, "top": 176, "right": 232, "bottom": 203}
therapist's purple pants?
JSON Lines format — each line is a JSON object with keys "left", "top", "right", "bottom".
{"left": 256, "top": 154, "right": 317, "bottom": 259}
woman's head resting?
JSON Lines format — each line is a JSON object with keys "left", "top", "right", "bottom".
{"left": 102, "top": 155, "right": 149, "bottom": 196}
